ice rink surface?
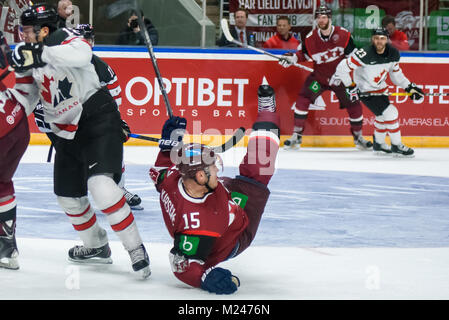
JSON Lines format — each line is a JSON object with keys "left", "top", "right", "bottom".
{"left": 1, "top": 145, "right": 449, "bottom": 300}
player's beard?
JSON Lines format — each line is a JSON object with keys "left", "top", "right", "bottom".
{"left": 318, "top": 19, "right": 332, "bottom": 33}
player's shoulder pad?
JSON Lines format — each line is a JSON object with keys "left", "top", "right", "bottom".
{"left": 387, "top": 44, "right": 401, "bottom": 62}
{"left": 45, "top": 29, "right": 71, "bottom": 46}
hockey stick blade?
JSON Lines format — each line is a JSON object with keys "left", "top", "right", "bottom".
{"left": 220, "top": 19, "right": 313, "bottom": 72}
{"left": 129, "top": 128, "right": 245, "bottom": 153}
{"left": 360, "top": 92, "right": 449, "bottom": 97}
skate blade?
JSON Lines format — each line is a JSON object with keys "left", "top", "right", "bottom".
{"left": 283, "top": 145, "right": 300, "bottom": 151}
{"left": 130, "top": 205, "right": 144, "bottom": 211}
{"left": 356, "top": 145, "right": 373, "bottom": 151}
{"left": 392, "top": 153, "right": 415, "bottom": 158}
{"left": 373, "top": 151, "right": 392, "bottom": 156}
{"left": 68, "top": 257, "right": 113, "bottom": 265}
{"left": 136, "top": 265, "right": 151, "bottom": 279}
{"left": 0, "top": 257, "right": 19, "bottom": 270}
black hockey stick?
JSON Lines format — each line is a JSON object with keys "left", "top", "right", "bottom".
{"left": 220, "top": 19, "right": 313, "bottom": 72}
{"left": 128, "top": 127, "right": 246, "bottom": 153}
{"left": 106, "top": 0, "right": 173, "bottom": 117}
{"left": 360, "top": 92, "right": 449, "bottom": 97}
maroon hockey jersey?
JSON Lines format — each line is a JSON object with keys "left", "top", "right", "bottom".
{"left": 150, "top": 151, "right": 249, "bottom": 288}
{"left": 296, "top": 26, "right": 351, "bottom": 84}
{"left": 0, "top": 82, "right": 25, "bottom": 138}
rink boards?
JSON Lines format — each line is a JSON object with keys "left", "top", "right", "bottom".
{"left": 10, "top": 47, "right": 449, "bottom": 147}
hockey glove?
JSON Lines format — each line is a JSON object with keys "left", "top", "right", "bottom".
{"left": 121, "top": 119, "right": 131, "bottom": 141}
{"left": 328, "top": 74, "right": 342, "bottom": 87}
{"left": 345, "top": 85, "right": 359, "bottom": 102}
{"left": 405, "top": 83, "right": 424, "bottom": 101}
{"left": 201, "top": 267, "right": 240, "bottom": 295}
{"left": 7, "top": 42, "right": 45, "bottom": 72}
{"left": 159, "top": 116, "right": 187, "bottom": 151}
{"left": 278, "top": 53, "right": 297, "bottom": 68}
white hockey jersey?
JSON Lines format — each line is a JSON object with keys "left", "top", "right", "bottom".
{"left": 17, "top": 29, "right": 102, "bottom": 139}
{"left": 335, "top": 44, "right": 411, "bottom": 93}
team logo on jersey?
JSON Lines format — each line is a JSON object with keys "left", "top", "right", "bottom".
{"left": 309, "top": 80, "right": 321, "bottom": 93}
{"left": 332, "top": 34, "right": 340, "bottom": 43}
{"left": 41, "top": 76, "right": 73, "bottom": 106}
{"left": 6, "top": 115, "right": 14, "bottom": 125}
{"left": 179, "top": 235, "right": 200, "bottom": 256}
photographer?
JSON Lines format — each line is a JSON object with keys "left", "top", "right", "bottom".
{"left": 116, "top": 10, "right": 158, "bottom": 46}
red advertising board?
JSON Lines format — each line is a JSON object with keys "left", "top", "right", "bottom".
{"left": 15, "top": 51, "right": 449, "bottom": 139}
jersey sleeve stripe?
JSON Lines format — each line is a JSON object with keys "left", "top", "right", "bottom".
{"left": 183, "top": 230, "right": 221, "bottom": 238}
{"left": 15, "top": 76, "right": 34, "bottom": 84}
{"left": 54, "top": 123, "right": 78, "bottom": 132}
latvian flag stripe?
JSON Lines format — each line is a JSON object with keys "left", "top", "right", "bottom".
{"left": 111, "top": 212, "right": 134, "bottom": 231}
{"left": 0, "top": 197, "right": 17, "bottom": 212}
{"left": 73, "top": 214, "right": 97, "bottom": 231}
{"left": 66, "top": 205, "right": 91, "bottom": 218}
{"left": 249, "top": 130, "right": 280, "bottom": 146}
{"left": 102, "top": 197, "right": 127, "bottom": 214}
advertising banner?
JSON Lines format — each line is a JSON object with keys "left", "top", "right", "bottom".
{"left": 16, "top": 51, "right": 449, "bottom": 141}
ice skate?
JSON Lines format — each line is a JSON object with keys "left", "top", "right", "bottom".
{"left": 0, "top": 234, "right": 19, "bottom": 270}
{"left": 128, "top": 244, "right": 151, "bottom": 279}
{"left": 373, "top": 135, "right": 392, "bottom": 155}
{"left": 353, "top": 134, "right": 373, "bottom": 150}
{"left": 123, "top": 188, "right": 143, "bottom": 210}
{"left": 68, "top": 243, "right": 113, "bottom": 264}
{"left": 284, "top": 132, "right": 302, "bottom": 150}
{"left": 257, "top": 80, "right": 276, "bottom": 113}
{"left": 391, "top": 143, "right": 414, "bottom": 158}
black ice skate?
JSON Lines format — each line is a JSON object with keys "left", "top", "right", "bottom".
{"left": 123, "top": 188, "right": 143, "bottom": 211}
{"left": 257, "top": 79, "right": 276, "bottom": 113}
{"left": 391, "top": 143, "right": 415, "bottom": 158}
{"left": 128, "top": 244, "right": 151, "bottom": 279}
{"left": 0, "top": 221, "right": 19, "bottom": 270}
{"left": 373, "top": 135, "right": 392, "bottom": 155}
{"left": 68, "top": 243, "right": 113, "bottom": 264}
{"left": 284, "top": 132, "right": 302, "bottom": 150}
{"left": 353, "top": 134, "right": 373, "bottom": 150}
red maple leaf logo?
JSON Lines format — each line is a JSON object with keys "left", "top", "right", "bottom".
{"left": 41, "top": 75, "right": 54, "bottom": 104}
{"left": 374, "top": 70, "right": 387, "bottom": 84}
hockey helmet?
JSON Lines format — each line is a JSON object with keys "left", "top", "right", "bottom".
{"left": 175, "top": 143, "right": 222, "bottom": 179}
{"left": 372, "top": 27, "right": 389, "bottom": 37}
{"left": 315, "top": 4, "right": 332, "bottom": 19}
{"left": 20, "top": 4, "right": 58, "bottom": 30}
{"left": 75, "top": 24, "right": 95, "bottom": 41}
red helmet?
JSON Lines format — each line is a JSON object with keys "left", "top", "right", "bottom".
{"left": 175, "top": 143, "right": 221, "bottom": 178}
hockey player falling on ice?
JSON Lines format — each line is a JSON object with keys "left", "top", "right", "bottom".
{"left": 0, "top": 31, "right": 38, "bottom": 270}
{"left": 6, "top": 4, "right": 150, "bottom": 277}
{"left": 33, "top": 23, "right": 144, "bottom": 210}
{"left": 332, "top": 27, "right": 424, "bottom": 157}
{"left": 148, "top": 80, "right": 279, "bottom": 294}
{"left": 279, "top": 4, "right": 372, "bottom": 150}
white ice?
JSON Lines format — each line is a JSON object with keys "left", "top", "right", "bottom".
{"left": 2, "top": 145, "right": 449, "bottom": 300}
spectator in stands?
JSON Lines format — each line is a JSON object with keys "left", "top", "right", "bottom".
{"left": 263, "top": 16, "right": 301, "bottom": 50}
{"left": 382, "top": 15, "right": 410, "bottom": 51}
{"left": 216, "top": 7, "right": 251, "bottom": 47}
{"left": 116, "top": 10, "right": 159, "bottom": 46}
{"left": 56, "top": 0, "right": 73, "bottom": 28}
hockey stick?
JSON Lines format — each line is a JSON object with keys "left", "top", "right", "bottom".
{"left": 128, "top": 127, "right": 246, "bottom": 153}
{"left": 220, "top": 19, "right": 314, "bottom": 72}
{"left": 106, "top": 0, "right": 173, "bottom": 117}
{"left": 360, "top": 92, "right": 449, "bottom": 97}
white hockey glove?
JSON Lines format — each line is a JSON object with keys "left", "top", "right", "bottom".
{"left": 345, "top": 85, "right": 359, "bottom": 103}
{"left": 278, "top": 53, "right": 297, "bottom": 68}
{"left": 405, "top": 83, "right": 424, "bottom": 101}
{"left": 329, "top": 74, "right": 342, "bottom": 87}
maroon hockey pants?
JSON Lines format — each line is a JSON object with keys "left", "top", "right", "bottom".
{"left": 224, "top": 112, "right": 280, "bottom": 256}
{"left": 0, "top": 116, "right": 30, "bottom": 198}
